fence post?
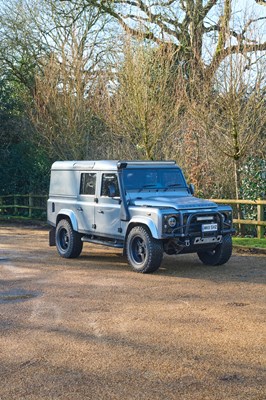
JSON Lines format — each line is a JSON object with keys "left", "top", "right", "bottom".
{"left": 29, "top": 194, "right": 33, "bottom": 218}
{"left": 14, "top": 195, "right": 18, "bottom": 215}
{"left": 257, "top": 199, "right": 263, "bottom": 239}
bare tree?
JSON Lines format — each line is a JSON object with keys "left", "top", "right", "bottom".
{"left": 188, "top": 49, "right": 265, "bottom": 201}
{"left": 62, "top": 0, "right": 266, "bottom": 81}
{"left": 93, "top": 38, "right": 185, "bottom": 160}
{"left": 0, "top": 0, "right": 117, "bottom": 159}
{"left": 60, "top": 0, "right": 266, "bottom": 191}
{"left": 32, "top": 55, "right": 89, "bottom": 159}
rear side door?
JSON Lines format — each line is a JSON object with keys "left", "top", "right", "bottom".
{"left": 94, "top": 172, "right": 122, "bottom": 239}
{"left": 76, "top": 172, "right": 97, "bottom": 233}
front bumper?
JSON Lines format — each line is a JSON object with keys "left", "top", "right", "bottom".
{"left": 162, "top": 210, "right": 235, "bottom": 242}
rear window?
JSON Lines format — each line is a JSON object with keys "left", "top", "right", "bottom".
{"left": 80, "top": 173, "right": 96, "bottom": 195}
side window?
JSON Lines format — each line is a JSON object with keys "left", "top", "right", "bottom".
{"left": 101, "top": 174, "right": 120, "bottom": 197}
{"left": 80, "top": 173, "right": 96, "bottom": 195}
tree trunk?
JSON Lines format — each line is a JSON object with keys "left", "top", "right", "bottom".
{"left": 234, "top": 158, "right": 244, "bottom": 235}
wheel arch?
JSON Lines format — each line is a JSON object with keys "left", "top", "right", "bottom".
{"left": 56, "top": 209, "right": 78, "bottom": 232}
{"left": 125, "top": 217, "right": 159, "bottom": 240}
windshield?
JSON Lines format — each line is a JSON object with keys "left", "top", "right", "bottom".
{"left": 122, "top": 168, "right": 186, "bottom": 192}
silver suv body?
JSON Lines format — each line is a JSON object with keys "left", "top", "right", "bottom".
{"left": 48, "top": 160, "right": 234, "bottom": 273}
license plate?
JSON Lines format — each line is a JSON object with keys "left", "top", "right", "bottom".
{"left": 202, "top": 223, "right": 218, "bottom": 232}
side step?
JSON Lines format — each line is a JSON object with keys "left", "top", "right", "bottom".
{"left": 81, "top": 236, "right": 124, "bottom": 249}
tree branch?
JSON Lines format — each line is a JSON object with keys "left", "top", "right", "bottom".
{"left": 203, "top": 0, "right": 219, "bottom": 17}
{"left": 207, "top": 41, "right": 266, "bottom": 78}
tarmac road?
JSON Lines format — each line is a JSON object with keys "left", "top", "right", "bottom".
{"left": 0, "top": 224, "right": 265, "bottom": 400}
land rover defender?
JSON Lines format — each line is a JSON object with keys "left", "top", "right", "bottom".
{"left": 47, "top": 160, "right": 234, "bottom": 273}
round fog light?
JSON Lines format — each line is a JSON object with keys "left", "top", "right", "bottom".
{"left": 168, "top": 217, "right": 177, "bottom": 228}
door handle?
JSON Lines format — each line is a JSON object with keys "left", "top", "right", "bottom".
{"left": 97, "top": 210, "right": 104, "bottom": 214}
{"left": 77, "top": 207, "right": 83, "bottom": 212}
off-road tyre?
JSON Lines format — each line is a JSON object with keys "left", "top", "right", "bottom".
{"left": 126, "top": 226, "right": 163, "bottom": 273}
{"left": 55, "top": 219, "right": 83, "bottom": 258}
{"left": 197, "top": 234, "right": 232, "bottom": 266}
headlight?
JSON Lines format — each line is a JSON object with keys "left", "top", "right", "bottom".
{"left": 163, "top": 214, "right": 179, "bottom": 234}
{"left": 168, "top": 216, "right": 177, "bottom": 228}
{"left": 221, "top": 211, "right": 232, "bottom": 225}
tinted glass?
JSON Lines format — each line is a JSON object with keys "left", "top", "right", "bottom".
{"left": 101, "top": 174, "right": 120, "bottom": 197}
{"left": 122, "top": 168, "right": 186, "bottom": 191}
{"left": 80, "top": 173, "right": 96, "bottom": 195}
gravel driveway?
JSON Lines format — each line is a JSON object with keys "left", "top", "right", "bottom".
{"left": 0, "top": 224, "right": 265, "bottom": 400}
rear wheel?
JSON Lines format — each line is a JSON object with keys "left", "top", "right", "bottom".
{"left": 197, "top": 234, "right": 232, "bottom": 266}
{"left": 55, "top": 219, "right": 83, "bottom": 258}
{"left": 126, "top": 226, "right": 163, "bottom": 273}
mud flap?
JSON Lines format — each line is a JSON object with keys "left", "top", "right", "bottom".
{"left": 49, "top": 227, "right": 56, "bottom": 246}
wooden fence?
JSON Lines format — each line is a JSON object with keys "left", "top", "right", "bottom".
{"left": 210, "top": 199, "right": 266, "bottom": 239}
{"left": 0, "top": 194, "right": 47, "bottom": 218}
{"left": 0, "top": 194, "right": 265, "bottom": 238}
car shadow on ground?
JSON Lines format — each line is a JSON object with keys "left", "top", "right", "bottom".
{"left": 75, "top": 249, "right": 265, "bottom": 284}
{"left": 1, "top": 233, "right": 265, "bottom": 285}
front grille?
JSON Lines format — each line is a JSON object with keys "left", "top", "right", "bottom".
{"left": 182, "top": 213, "right": 220, "bottom": 236}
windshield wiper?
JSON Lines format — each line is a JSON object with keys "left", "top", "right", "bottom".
{"left": 164, "top": 183, "right": 182, "bottom": 191}
{"left": 138, "top": 184, "right": 158, "bottom": 192}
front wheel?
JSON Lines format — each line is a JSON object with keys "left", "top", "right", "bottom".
{"left": 197, "top": 234, "right": 232, "bottom": 266}
{"left": 55, "top": 219, "right": 83, "bottom": 258}
{"left": 126, "top": 226, "right": 163, "bottom": 273}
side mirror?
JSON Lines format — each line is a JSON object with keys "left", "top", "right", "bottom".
{"left": 188, "top": 183, "right": 195, "bottom": 195}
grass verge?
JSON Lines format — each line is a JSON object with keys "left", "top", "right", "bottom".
{"left": 233, "top": 237, "right": 266, "bottom": 249}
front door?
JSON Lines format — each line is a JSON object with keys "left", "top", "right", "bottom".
{"left": 94, "top": 173, "right": 122, "bottom": 239}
